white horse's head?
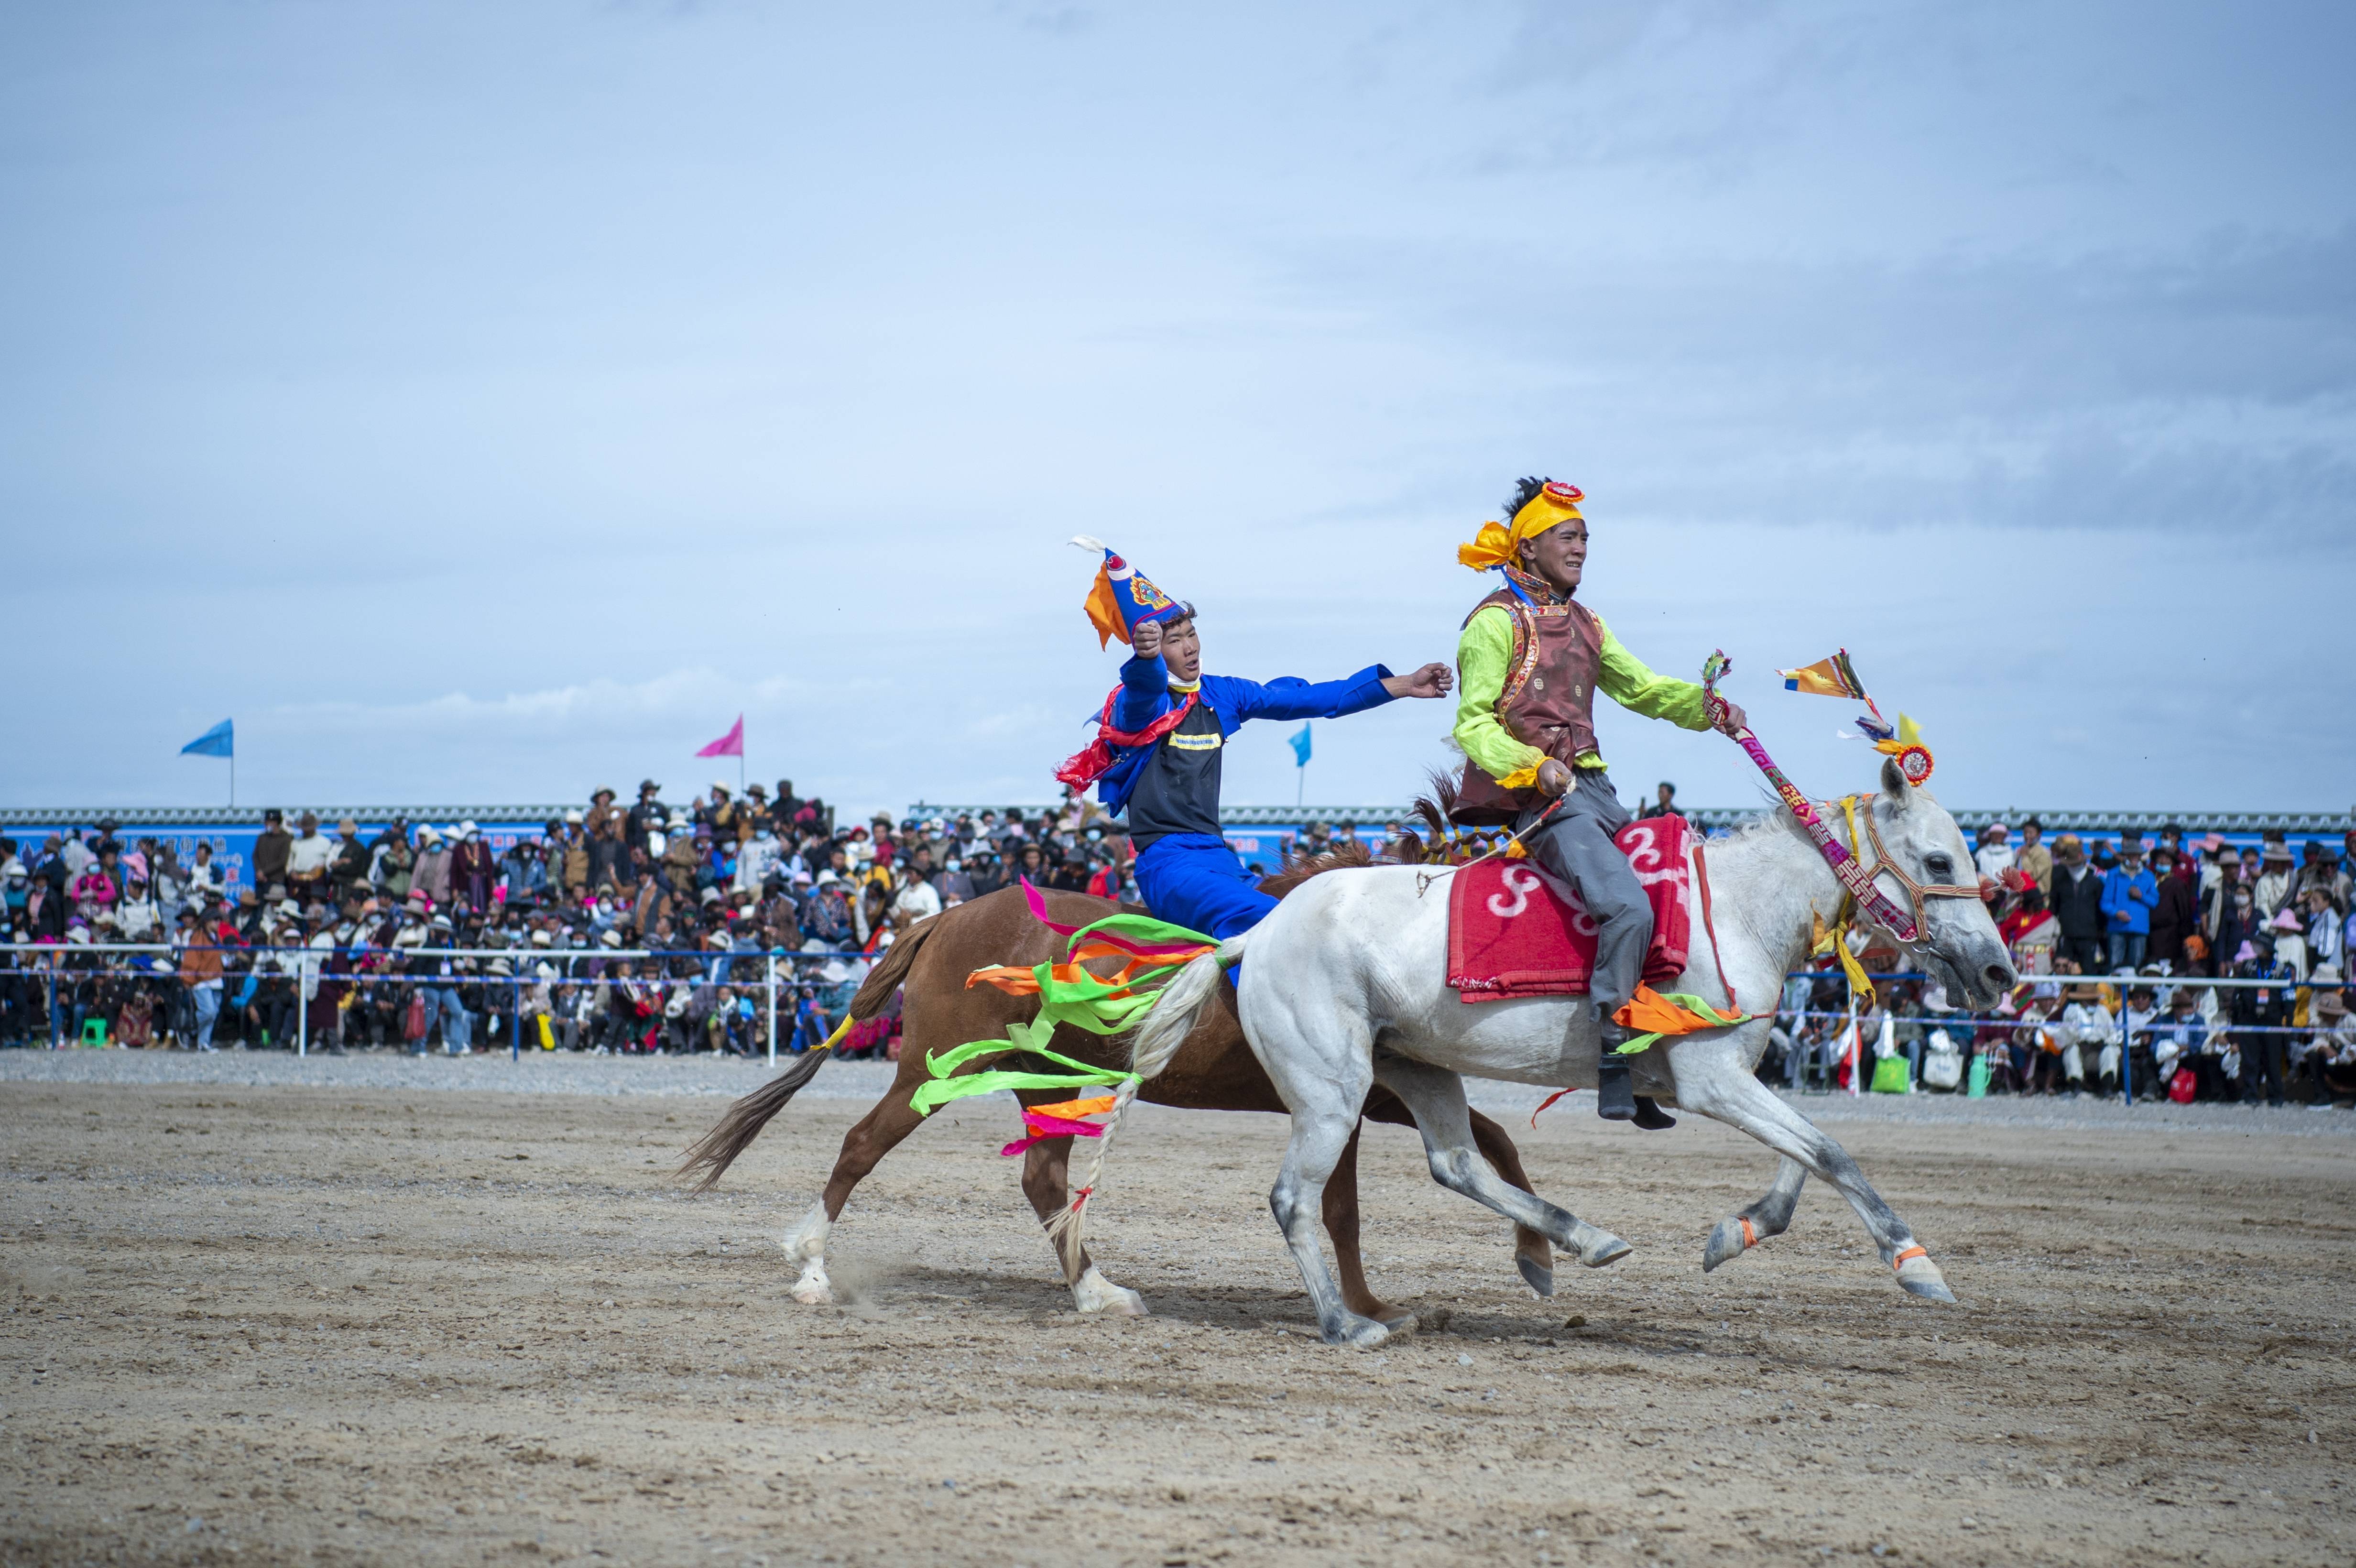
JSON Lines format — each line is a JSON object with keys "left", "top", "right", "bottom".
{"left": 1860, "top": 757, "right": 2017, "bottom": 1008}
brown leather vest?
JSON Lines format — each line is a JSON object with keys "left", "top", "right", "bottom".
{"left": 1451, "top": 584, "right": 1603, "bottom": 826}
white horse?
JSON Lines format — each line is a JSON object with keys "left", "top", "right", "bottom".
{"left": 1130, "top": 759, "right": 2017, "bottom": 1346}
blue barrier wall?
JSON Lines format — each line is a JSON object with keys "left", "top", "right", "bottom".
{"left": 0, "top": 818, "right": 551, "bottom": 893}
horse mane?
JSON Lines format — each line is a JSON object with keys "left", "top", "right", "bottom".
{"left": 1255, "top": 838, "right": 1380, "bottom": 899}
{"left": 1254, "top": 770, "right": 1499, "bottom": 899}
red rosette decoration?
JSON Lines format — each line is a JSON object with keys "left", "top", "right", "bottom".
{"left": 1891, "top": 743, "right": 1934, "bottom": 786}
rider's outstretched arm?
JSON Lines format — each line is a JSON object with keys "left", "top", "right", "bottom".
{"left": 1592, "top": 615, "right": 1711, "bottom": 730}
{"left": 1212, "top": 666, "right": 1396, "bottom": 727}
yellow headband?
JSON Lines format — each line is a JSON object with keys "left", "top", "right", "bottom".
{"left": 1456, "top": 481, "right": 1585, "bottom": 571}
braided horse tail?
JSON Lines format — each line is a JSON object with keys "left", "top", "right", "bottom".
{"left": 1044, "top": 930, "right": 1249, "bottom": 1249}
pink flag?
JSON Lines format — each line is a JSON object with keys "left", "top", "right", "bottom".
{"left": 695, "top": 715, "right": 744, "bottom": 758}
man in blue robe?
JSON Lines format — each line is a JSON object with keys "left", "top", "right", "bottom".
{"left": 1058, "top": 541, "right": 1452, "bottom": 940}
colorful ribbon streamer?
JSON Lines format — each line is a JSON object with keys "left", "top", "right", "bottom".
{"left": 907, "top": 899, "right": 1224, "bottom": 1121}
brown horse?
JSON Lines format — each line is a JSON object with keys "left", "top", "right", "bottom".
{"left": 679, "top": 875, "right": 1554, "bottom": 1325}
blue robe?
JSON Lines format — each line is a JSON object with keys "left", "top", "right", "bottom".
{"left": 1096, "top": 654, "right": 1393, "bottom": 941}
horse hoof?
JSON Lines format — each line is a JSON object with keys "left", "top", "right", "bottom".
{"left": 1575, "top": 1229, "right": 1632, "bottom": 1268}
{"left": 1323, "top": 1314, "right": 1392, "bottom": 1349}
{"left": 1895, "top": 1253, "right": 1957, "bottom": 1303}
{"left": 1071, "top": 1266, "right": 1148, "bottom": 1318}
{"left": 1375, "top": 1310, "right": 1419, "bottom": 1335}
{"left": 1702, "top": 1217, "right": 1751, "bottom": 1274}
{"left": 1516, "top": 1254, "right": 1556, "bottom": 1298}
{"left": 788, "top": 1263, "right": 834, "bottom": 1307}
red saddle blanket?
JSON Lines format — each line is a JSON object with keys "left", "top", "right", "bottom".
{"left": 1446, "top": 815, "right": 1694, "bottom": 1002}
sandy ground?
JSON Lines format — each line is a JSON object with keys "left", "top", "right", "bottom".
{"left": 3, "top": 1065, "right": 2352, "bottom": 1567}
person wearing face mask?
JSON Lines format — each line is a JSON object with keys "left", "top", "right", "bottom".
{"left": 935, "top": 852, "right": 977, "bottom": 908}
{"left": 735, "top": 820, "right": 781, "bottom": 897}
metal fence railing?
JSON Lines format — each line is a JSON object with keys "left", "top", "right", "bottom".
{"left": 0, "top": 943, "right": 875, "bottom": 1065}
{"left": 5, "top": 946, "right": 2342, "bottom": 1111}
{"left": 1772, "top": 968, "right": 2344, "bottom": 1106}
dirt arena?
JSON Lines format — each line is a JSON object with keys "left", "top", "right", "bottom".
{"left": 4, "top": 1071, "right": 2351, "bottom": 1567}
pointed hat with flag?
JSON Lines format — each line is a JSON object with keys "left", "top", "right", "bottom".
{"left": 1070, "top": 537, "right": 1190, "bottom": 649}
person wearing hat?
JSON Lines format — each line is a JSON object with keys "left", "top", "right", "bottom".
{"left": 410, "top": 825, "right": 453, "bottom": 907}
{"left": 112, "top": 873, "right": 160, "bottom": 941}
{"left": 579, "top": 786, "right": 617, "bottom": 841}
{"left": 2099, "top": 834, "right": 2156, "bottom": 973}
{"left": 1058, "top": 531, "right": 1451, "bottom": 956}
{"left": 326, "top": 817, "right": 369, "bottom": 896}
{"left": 624, "top": 780, "right": 667, "bottom": 855}
{"left": 368, "top": 820, "right": 415, "bottom": 902}
{"left": 2290, "top": 839, "right": 2330, "bottom": 904}
{"left": 285, "top": 811, "right": 335, "bottom": 907}
{"left": 502, "top": 829, "right": 550, "bottom": 910}
{"left": 2051, "top": 966, "right": 2116, "bottom": 1094}
{"left": 2138, "top": 983, "right": 2214, "bottom": 1097}
{"left": 2011, "top": 817, "right": 2052, "bottom": 900}
{"left": 1447, "top": 478, "right": 1751, "bottom": 1126}
{"left": 2303, "top": 969, "right": 2356, "bottom": 1102}
{"left": 1974, "top": 821, "right": 2016, "bottom": 884}
{"left": 705, "top": 782, "right": 739, "bottom": 841}
{"left": 586, "top": 814, "right": 630, "bottom": 898}
{"left": 2253, "top": 838, "right": 2296, "bottom": 921}
{"left": 451, "top": 821, "right": 497, "bottom": 913}
{"left": 2261, "top": 905, "right": 2309, "bottom": 980}
{"left": 251, "top": 808, "right": 294, "bottom": 893}
{"left": 556, "top": 810, "right": 591, "bottom": 896}
{"left": 2228, "top": 930, "right": 2296, "bottom": 1105}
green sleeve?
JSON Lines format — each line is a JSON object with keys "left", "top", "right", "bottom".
{"left": 1593, "top": 614, "right": 1710, "bottom": 731}
{"left": 1452, "top": 606, "right": 1546, "bottom": 779}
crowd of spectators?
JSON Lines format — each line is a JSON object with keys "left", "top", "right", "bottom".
{"left": 0, "top": 778, "right": 1135, "bottom": 1058}
{"left": 1765, "top": 820, "right": 2356, "bottom": 1108}
{"left": 8, "top": 785, "right": 2352, "bottom": 1105}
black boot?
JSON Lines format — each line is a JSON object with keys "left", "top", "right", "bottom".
{"left": 1631, "top": 1095, "right": 1677, "bottom": 1131}
{"left": 1596, "top": 1031, "right": 1637, "bottom": 1121}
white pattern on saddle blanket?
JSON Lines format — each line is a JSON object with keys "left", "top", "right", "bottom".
{"left": 1619, "top": 823, "right": 1691, "bottom": 888}
{"left": 1486, "top": 865, "right": 1599, "bottom": 936}
{"left": 1481, "top": 829, "right": 1691, "bottom": 926}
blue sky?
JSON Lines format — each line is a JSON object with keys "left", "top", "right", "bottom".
{"left": 4, "top": 0, "right": 2349, "bottom": 820}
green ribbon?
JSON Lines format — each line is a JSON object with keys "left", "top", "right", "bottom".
{"left": 908, "top": 1017, "right": 1140, "bottom": 1115}
{"left": 907, "top": 913, "right": 1223, "bottom": 1118}
{"left": 1066, "top": 910, "right": 1230, "bottom": 955}
{"left": 1613, "top": 993, "right": 1752, "bottom": 1055}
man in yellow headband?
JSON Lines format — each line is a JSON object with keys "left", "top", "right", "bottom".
{"left": 1451, "top": 476, "right": 1749, "bottom": 1129}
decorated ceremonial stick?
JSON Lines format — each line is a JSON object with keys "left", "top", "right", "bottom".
{"left": 1701, "top": 650, "right": 1921, "bottom": 944}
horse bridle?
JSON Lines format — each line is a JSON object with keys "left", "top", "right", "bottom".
{"left": 1834, "top": 793, "right": 1993, "bottom": 947}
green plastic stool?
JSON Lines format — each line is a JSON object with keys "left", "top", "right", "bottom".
{"left": 80, "top": 1017, "right": 109, "bottom": 1046}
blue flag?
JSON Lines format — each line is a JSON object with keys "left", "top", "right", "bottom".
{"left": 1288, "top": 722, "right": 1311, "bottom": 767}
{"left": 180, "top": 719, "right": 234, "bottom": 758}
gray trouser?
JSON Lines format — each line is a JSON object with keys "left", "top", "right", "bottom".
{"left": 1519, "top": 770, "right": 1650, "bottom": 1016}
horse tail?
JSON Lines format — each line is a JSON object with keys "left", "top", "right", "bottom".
{"left": 850, "top": 914, "right": 934, "bottom": 1015}
{"left": 674, "top": 1047, "right": 836, "bottom": 1192}
{"left": 1042, "top": 932, "right": 1247, "bottom": 1252}
{"left": 1128, "top": 933, "right": 1246, "bottom": 1082}
{"left": 675, "top": 918, "right": 940, "bottom": 1192}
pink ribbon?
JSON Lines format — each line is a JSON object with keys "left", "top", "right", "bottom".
{"left": 996, "top": 1106, "right": 1114, "bottom": 1157}
{"left": 1019, "top": 879, "right": 1211, "bottom": 960}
